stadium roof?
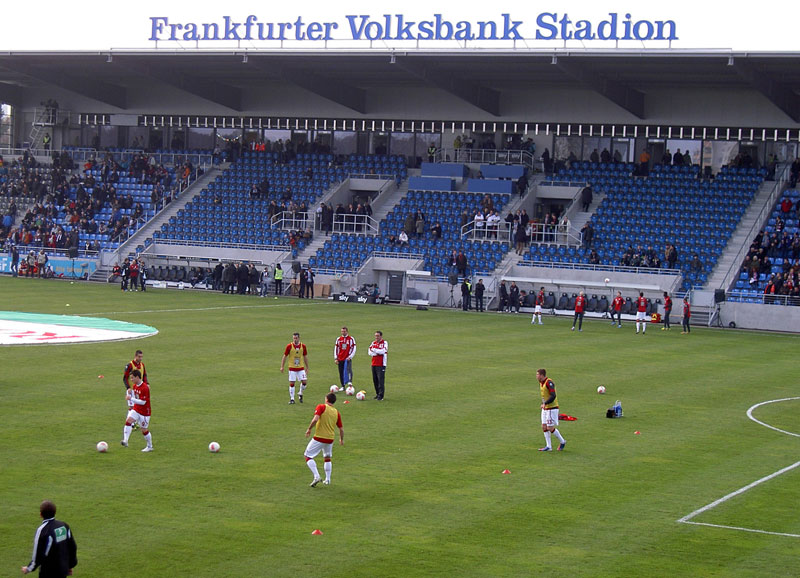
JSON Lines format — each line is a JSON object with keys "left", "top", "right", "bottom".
{"left": 1, "top": 50, "right": 799, "bottom": 121}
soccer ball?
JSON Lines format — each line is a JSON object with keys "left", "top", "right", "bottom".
{"left": 597, "top": 385, "right": 606, "bottom": 394}
{"left": 208, "top": 442, "right": 220, "bottom": 453}
{"left": 330, "top": 384, "right": 340, "bottom": 393}
{"left": 356, "top": 391, "right": 366, "bottom": 401}
{"left": 345, "top": 386, "right": 355, "bottom": 396}
{"left": 96, "top": 441, "right": 108, "bottom": 453}
{"left": 604, "top": 278, "right": 610, "bottom": 284}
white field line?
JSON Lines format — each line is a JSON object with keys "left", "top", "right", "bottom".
{"left": 676, "top": 397, "right": 800, "bottom": 538}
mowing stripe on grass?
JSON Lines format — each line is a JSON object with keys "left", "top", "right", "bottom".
{"left": 677, "top": 397, "right": 800, "bottom": 538}
{"left": 77, "top": 301, "right": 334, "bottom": 316}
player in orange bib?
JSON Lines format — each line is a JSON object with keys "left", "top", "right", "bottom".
{"left": 537, "top": 368, "right": 566, "bottom": 452}
{"left": 304, "top": 393, "right": 344, "bottom": 486}
{"left": 281, "top": 332, "right": 309, "bottom": 404}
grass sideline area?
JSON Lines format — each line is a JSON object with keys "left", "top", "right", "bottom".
{"left": 1, "top": 276, "right": 799, "bottom": 577}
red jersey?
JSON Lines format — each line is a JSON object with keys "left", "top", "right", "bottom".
{"left": 312, "top": 403, "right": 343, "bottom": 443}
{"left": 536, "top": 290, "right": 545, "bottom": 306}
{"left": 636, "top": 296, "right": 647, "bottom": 312}
{"left": 123, "top": 359, "right": 147, "bottom": 389}
{"left": 129, "top": 262, "right": 139, "bottom": 278}
{"left": 132, "top": 382, "right": 151, "bottom": 416}
{"left": 334, "top": 335, "right": 357, "bottom": 362}
{"left": 612, "top": 296, "right": 624, "bottom": 311}
{"left": 574, "top": 295, "right": 586, "bottom": 313}
{"left": 683, "top": 301, "right": 691, "bottom": 318}
{"left": 369, "top": 339, "right": 388, "bottom": 367}
{"left": 664, "top": 296, "right": 672, "bottom": 311}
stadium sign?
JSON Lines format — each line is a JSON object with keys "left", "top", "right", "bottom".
{"left": 148, "top": 12, "right": 678, "bottom": 44}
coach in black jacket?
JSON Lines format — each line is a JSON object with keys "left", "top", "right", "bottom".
{"left": 22, "top": 500, "right": 77, "bottom": 577}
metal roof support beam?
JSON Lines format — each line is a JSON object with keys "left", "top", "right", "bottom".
{"left": 731, "top": 60, "right": 800, "bottom": 123}
{"left": 0, "top": 60, "right": 126, "bottom": 109}
{"left": 555, "top": 59, "right": 645, "bottom": 119}
{"left": 118, "top": 59, "right": 242, "bottom": 112}
{"left": 393, "top": 57, "right": 501, "bottom": 117}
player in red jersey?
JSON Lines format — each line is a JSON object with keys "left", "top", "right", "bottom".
{"left": 661, "top": 291, "right": 673, "bottom": 331}
{"left": 531, "top": 286, "right": 545, "bottom": 325}
{"left": 682, "top": 298, "right": 691, "bottom": 334}
{"left": 368, "top": 331, "right": 388, "bottom": 400}
{"left": 635, "top": 292, "right": 648, "bottom": 334}
{"left": 611, "top": 291, "right": 624, "bottom": 328}
{"left": 333, "top": 326, "right": 356, "bottom": 389}
{"left": 571, "top": 291, "right": 586, "bottom": 331}
{"left": 121, "top": 369, "right": 153, "bottom": 452}
{"left": 281, "top": 332, "right": 309, "bottom": 404}
{"left": 123, "top": 350, "right": 147, "bottom": 421}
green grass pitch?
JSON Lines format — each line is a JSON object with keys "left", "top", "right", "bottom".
{"left": 1, "top": 276, "right": 799, "bottom": 577}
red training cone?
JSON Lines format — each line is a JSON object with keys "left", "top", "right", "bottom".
{"left": 343, "top": 400, "right": 350, "bottom": 404}
{"left": 634, "top": 430, "right": 641, "bottom": 435}
{"left": 502, "top": 469, "right": 511, "bottom": 474}
{"left": 97, "top": 375, "right": 104, "bottom": 378}
{"left": 311, "top": 529, "right": 323, "bottom": 535}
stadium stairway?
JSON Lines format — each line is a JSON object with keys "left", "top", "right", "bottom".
{"left": 89, "top": 167, "right": 224, "bottom": 281}
{"left": 703, "top": 177, "right": 778, "bottom": 291}
{"left": 291, "top": 171, "right": 415, "bottom": 269}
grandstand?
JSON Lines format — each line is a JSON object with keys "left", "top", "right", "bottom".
{"left": 2, "top": 47, "right": 800, "bottom": 329}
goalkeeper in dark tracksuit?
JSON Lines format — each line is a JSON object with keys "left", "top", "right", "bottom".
{"left": 21, "top": 500, "right": 77, "bottom": 577}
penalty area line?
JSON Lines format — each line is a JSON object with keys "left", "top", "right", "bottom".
{"left": 679, "top": 521, "right": 800, "bottom": 539}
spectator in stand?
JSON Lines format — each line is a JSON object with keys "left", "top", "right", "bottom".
{"left": 690, "top": 254, "right": 703, "bottom": 273}
{"left": 588, "top": 250, "right": 600, "bottom": 265}
{"left": 398, "top": 230, "right": 409, "bottom": 247}
{"left": 455, "top": 251, "right": 468, "bottom": 277}
{"left": 580, "top": 222, "right": 594, "bottom": 248}
{"left": 415, "top": 211, "right": 425, "bottom": 239}
{"left": 430, "top": 222, "right": 442, "bottom": 239}
{"left": 580, "top": 183, "right": 593, "bottom": 211}
{"left": 514, "top": 220, "right": 528, "bottom": 255}
{"left": 662, "top": 150, "right": 672, "bottom": 165}
{"left": 589, "top": 149, "right": 600, "bottom": 163}
{"left": 600, "top": 148, "right": 611, "bottom": 163}
{"left": 673, "top": 149, "right": 684, "bottom": 166}
{"left": 473, "top": 209, "right": 485, "bottom": 239}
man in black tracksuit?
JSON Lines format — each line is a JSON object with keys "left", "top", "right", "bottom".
{"left": 22, "top": 500, "right": 77, "bottom": 577}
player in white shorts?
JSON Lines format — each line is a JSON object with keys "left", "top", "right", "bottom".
{"left": 531, "top": 287, "right": 545, "bottom": 325}
{"left": 281, "top": 332, "right": 309, "bottom": 404}
{"left": 537, "top": 368, "right": 566, "bottom": 452}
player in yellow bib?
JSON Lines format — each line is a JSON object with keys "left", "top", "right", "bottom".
{"left": 304, "top": 392, "right": 344, "bottom": 486}
{"left": 538, "top": 368, "right": 566, "bottom": 452}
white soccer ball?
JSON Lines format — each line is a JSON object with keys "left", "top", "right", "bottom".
{"left": 330, "top": 384, "right": 340, "bottom": 393}
{"left": 604, "top": 278, "right": 610, "bottom": 284}
{"left": 96, "top": 441, "right": 108, "bottom": 453}
{"left": 597, "top": 385, "right": 606, "bottom": 394}
{"left": 356, "top": 391, "right": 366, "bottom": 401}
{"left": 208, "top": 441, "right": 220, "bottom": 453}
{"left": 345, "top": 386, "right": 355, "bottom": 396}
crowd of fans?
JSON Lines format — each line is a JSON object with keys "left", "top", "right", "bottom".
{"left": 741, "top": 228, "right": 800, "bottom": 301}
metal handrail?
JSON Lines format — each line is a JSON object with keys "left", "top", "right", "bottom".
{"left": 717, "top": 164, "right": 790, "bottom": 291}
{"left": 517, "top": 259, "right": 683, "bottom": 277}
{"left": 434, "top": 148, "right": 536, "bottom": 170}
{"left": 332, "top": 213, "right": 379, "bottom": 235}
{"left": 271, "top": 211, "right": 312, "bottom": 231}
{"left": 726, "top": 290, "right": 800, "bottom": 307}
{"left": 461, "top": 220, "right": 512, "bottom": 242}
{"left": 525, "top": 223, "right": 580, "bottom": 246}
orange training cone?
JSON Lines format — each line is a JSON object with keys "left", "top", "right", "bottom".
{"left": 311, "top": 529, "right": 323, "bottom": 535}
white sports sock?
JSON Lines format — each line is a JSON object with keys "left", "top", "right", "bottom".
{"left": 306, "top": 459, "right": 319, "bottom": 478}
{"left": 324, "top": 461, "right": 332, "bottom": 482}
{"left": 144, "top": 432, "right": 152, "bottom": 448}
{"left": 543, "top": 431, "right": 552, "bottom": 448}
{"left": 123, "top": 425, "right": 132, "bottom": 442}
{"left": 553, "top": 429, "right": 565, "bottom": 443}
{"left": 289, "top": 385, "right": 295, "bottom": 400}
{"left": 300, "top": 383, "right": 307, "bottom": 394}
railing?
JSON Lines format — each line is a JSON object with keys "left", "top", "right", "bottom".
{"left": 525, "top": 223, "right": 581, "bottom": 246}
{"left": 461, "top": 220, "right": 512, "bottom": 242}
{"left": 143, "top": 239, "right": 290, "bottom": 253}
{"left": 435, "top": 148, "right": 537, "bottom": 170}
{"left": 1, "top": 146, "right": 213, "bottom": 170}
{"left": 517, "top": 260, "right": 684, "bottom": 278}
{"left": 272, "top": 211, "right": 312, "bottom": 231}
{"left": 717, "top": 163, "right": 791, "bottom": 291}
{"left": 726, "top": 290, "right": 800, "bottom": 307}
{"left": 332, "top": 214, "right": 379, "bottom": 235}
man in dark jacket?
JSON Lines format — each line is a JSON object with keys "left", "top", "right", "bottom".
{"left": 21, "top": 500, "right": 77, "bottom": 577}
